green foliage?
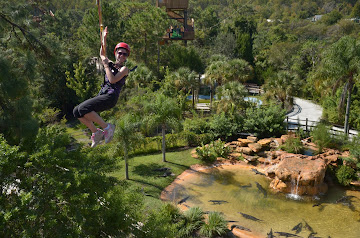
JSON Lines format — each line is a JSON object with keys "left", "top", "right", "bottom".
{"left": 195, "top": 139, "right": 230, "bottom": 163}
{"left": 163, "top": 45, "right": 205, "bottom": 73}
{"left": 320, "top": 10, "right": 342, "bottom": 25}
{"left": 183, "top": 116, "right": 210, "bottom": 134}
{"left": 199, "top": 211, "right": 228, "bottom": 238}
{"left": 244, "top": 104, "right": 286, "bottom": 138}
{"left": 215, "top": 81, "right": 249, "bottom": 114}
{"left": 66, "top": 61, "right": 98, "bottom": 102}
{"left": 336, "top": 165, "right": 356, "bottom": 186}
{"left": 178, "top": 207, "right": 205, "bottom": 237}
{"left": 140, "top": 203, "right": 180, "bottom": 238}
{"left": 212, "top": 139, "right": 231, "bottom": 158}
{"left": 209, "top": 112, "right": 243, "bottom": 140}
{"left": 196, "top": 144, "right": 217, "bottom": 163}
{"left": 182, "top": 131, "right": 214, "bottom": 147}
{"left": 0, "top": 127, "right": 144, "bottom": 237}
{"left": 310, "top": 124, "right": 333, "bottom": 153}
{"left": 280, "top": 136, "right": 304, "bottom": 154}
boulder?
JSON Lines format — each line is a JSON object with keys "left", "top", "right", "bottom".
{"left": 244, "top": 155, "right": 258, "bottom": 162}
{"left": 236, "top": 147, "right": 253, "bottom": 155}
{"left": 237, "top": 138, "right": 253, "bottom": 146}
{"left": 247, "top": 136, "right": 258, "bottom": 142}
{"left": 248, "top": 143, "right": 263, "bottom": 153}
{"left": 271, "top": 155, "right": 328, "bottom": 196}
{"left": 258, "top": 138, "right": 272, "bottom": 148}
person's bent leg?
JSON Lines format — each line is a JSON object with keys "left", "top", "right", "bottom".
{"left": 83, "top": 111, "right": 107, "bottom": 129}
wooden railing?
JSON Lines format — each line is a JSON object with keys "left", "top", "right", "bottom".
{"left": 285, "top": 117, "right": 358, "bottom": 140}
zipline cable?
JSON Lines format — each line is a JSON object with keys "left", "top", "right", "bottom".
{"left": 96, "top": 0, "right": 105, "bottom": 53}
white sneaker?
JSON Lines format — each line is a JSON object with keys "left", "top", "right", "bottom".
{"left": 91, "top": 129, "right": 104, "bottom": 148}
{"left": 104, "top": 123, "right": 116, "bottom": 144}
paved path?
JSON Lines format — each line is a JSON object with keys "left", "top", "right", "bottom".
{"left": 286, "top": 97, "right": 323, "bottom": 126}
{"left": 287, "top": 97, "right": 358, "bottom": 138}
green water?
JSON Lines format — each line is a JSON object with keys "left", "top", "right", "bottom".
{"left": 170, "top": 166, "right": 360, "bottom": 238}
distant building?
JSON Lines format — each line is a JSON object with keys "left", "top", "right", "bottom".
{"left": 311, "top": 15, "right": 323, "bottom": 22}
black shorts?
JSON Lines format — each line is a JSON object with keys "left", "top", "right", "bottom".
{"left": 73, "top": 93, "right": 119, "bottom": 118}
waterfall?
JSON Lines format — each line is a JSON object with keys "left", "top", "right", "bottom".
{"left": 287, "top": 174, "right": 302, "bottom": 200}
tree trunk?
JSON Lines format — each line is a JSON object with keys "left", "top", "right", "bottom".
{"left": 124, "top": 147, "right": 129, "bottom": 180}
{"left": 162, "top": 124, "right": 166, "bottom": 162}
{"left": 210, "top": 86, "right": 213, "bottom": 108}
{"left": 192, "top": 87, "right": 195, "bottom": 108}
{"left": 344, "top": 83, "right": 353, "bottom": 135}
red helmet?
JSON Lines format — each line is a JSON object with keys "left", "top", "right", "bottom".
{"left": 114, "top": 42, "right": 130, "bottom": 56}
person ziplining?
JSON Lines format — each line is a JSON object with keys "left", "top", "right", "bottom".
{"left": 73, "top": 0, "right": 131, "bottom": 148}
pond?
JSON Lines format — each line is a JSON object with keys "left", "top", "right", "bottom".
{"left": 165, "top": 165, "right": 360, "bottom": 238}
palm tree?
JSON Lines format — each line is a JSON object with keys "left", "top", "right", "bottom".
{"left": 264, "top": 70, "right": 300, "bottom": 110}
{"left": 113, "top": 114, "right": 143, "bottom": 180}
{"left": 227, "top": 58, "right": 254, "bottom": 83}
{"left": 204, "top": 60, "right": 229, "bottom": 107}
{"left": 215, "top": 81, "right": 248, "bottom": 114}
{"left": 143, "top": 93, "right": 182, "bottom": 162}
{"left": 312, "top": 36, "right": 360, "bottom": 134}
{"left": 172, "top": 67, "right": 199, "bottom": 108}
{"left": 126, "top": 63, "right": 155, "bottom": 90}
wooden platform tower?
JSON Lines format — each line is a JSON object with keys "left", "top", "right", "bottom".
{"left": 156, "top": 0, "right": 195, "bottom": 42}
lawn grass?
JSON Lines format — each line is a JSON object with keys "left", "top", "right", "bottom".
{"left": 108, "top": 148, "right": 205, "bottom": 209}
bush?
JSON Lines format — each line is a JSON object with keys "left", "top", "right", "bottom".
{"left": 336, "top": 165, "right": 356, "bottom": 186}
{"left": 199, "top": 212, "right": 228, "bottom": 238}
{"left": 244, "top": 104, "right": 286, "bottom": 138}
{"left": 212, "top": 139, "right": 231, "bottom": 158}
{"left": 178, "top": 207, "right": 205, "bottom": 237}
{"left": 310, "top": 124, "right": 332, "bottom": 153}
{"left": 280, "top": 136, "right": 304, "bottom": 154}
{"left": 182, "top": 131, "right": 214, "bottom": 147}
{"left": 209, "top": 112, "right": 242, "bottom": 140}
{"left": 195, "top": 139, "right": 230, "bottom": 163}
{"left": 183, "top": 117, "right": 210, "bottom": 134}
{"left": 196, "top": 144, "right": 217, "bottom": 163}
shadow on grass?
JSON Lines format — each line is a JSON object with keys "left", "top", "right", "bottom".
{"left": 166, "top": 161, "right": 191, "bottom": 170}
{"left": 133, "top": 163, "right": 166, "bottom": 177}
{"left": 129, "top": 178, "right": 164, "bottom": 192}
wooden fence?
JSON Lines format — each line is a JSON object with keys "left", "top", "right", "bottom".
{"left": 285, "top": 117, "right": 358, "bottom": 140}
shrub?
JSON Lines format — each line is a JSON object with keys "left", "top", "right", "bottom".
{"left": 196, "top": 144, "right": 217, "bottom": 163}
{"left": 199, "top": 212, "right": 228, "bottom": 238}
{"left": 336, "top": 165, "right": 356, "bottom": 186}
{"left": 209, "top": 112, "right": 241, "bottom": 140}
{"left": 183, "top": 117, "right": 210, "bottom": 134}
{"left": 212, "top": 139, "right": 231, "bottom": 158}
{"left": 195, "top": 139, "right": 231, "bottom": 163}
{"left": 280, "top": 136, "right": 304, "bottom": 154}
{"left": 178, "top": 207, "right": 205, "bottom": 237}
{"left": 244, "top": 104, "right": 286, "bottom": 138}
{"left": 310, "top": 124, "right": 332, "bottom": 153}
{"left": 182, "top": 131, "right": 213, "bottom": 147}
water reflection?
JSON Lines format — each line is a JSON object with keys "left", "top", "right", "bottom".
{"left": 168, "top": 165, "right": 360, "bottom": 238}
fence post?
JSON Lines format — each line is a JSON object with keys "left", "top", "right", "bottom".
{"left": 286, "top": 116, "right": 289, "bottom": 131}
{"left": 306, "top": 118, "right": 308, "bottom": 133}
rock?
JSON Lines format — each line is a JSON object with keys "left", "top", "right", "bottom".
{"left": 244, "top": 155, "right": 258, "bottom": 162}
{"left": 248, "top": 143, "right": 263, "bottom": 153}
{"left": 247, "top": 136, "right": 258, "bottom": 142}
{"left": 258, "top": 138, "right": 272, "bottom": 148}
{"left": 257, "top": 157, "right": 270, "bottom": 164}
{"left": 265, "top": 165, "right": 278, "bottom": 178}
{"left": 236, "top": 147, "right": 253, "bottom": 155}
{"left": 237, "top": 138, "right": 253, "bottom": 146}
{"left": 229, "top": 152, "right": 243, "bottom": 159}
{"left": 272, "top": 155, "right": 328, "bottom": 196}
{"left": 274, "top": 138, "right": 283, "bottom": 146}
{"left": 191, "top": 149, "right": 198, "bottom": 158}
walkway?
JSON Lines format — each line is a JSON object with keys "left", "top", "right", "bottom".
{"left": 286, "top": 97, "right": 323, "bottom": 126}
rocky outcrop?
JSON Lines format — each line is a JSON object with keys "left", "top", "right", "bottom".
{"left": 196, "top": 134, "right": 348, "bottom": 196}
{"left": 270, "top": 154, "right": 328, "bottom": 196}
